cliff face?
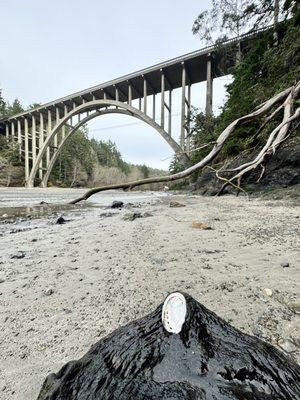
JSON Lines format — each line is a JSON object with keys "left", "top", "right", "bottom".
{"left": 37, "top": 293, "right": 299, "bottom": 400}
{"left": 192, "top": 136, "right": 300, "bottom": 197}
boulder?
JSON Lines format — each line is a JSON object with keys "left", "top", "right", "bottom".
{"left": 37, "top": 292, "right": 299, "bottom": 400}
{"left": 110, "top": 201, "right": 124, "bottom": 209}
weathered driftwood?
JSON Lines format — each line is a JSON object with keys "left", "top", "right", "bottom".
{"left": 69, "top": 84, "right": 299, "bottom": 204}
{"left": 37, "top": 293, "right": 300, "bottom": 400}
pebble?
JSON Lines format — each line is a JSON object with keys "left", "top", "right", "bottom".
{"left": 11, "top": 251, "right": 26, "bottom": 259}
{"left": 44, "top": 288, "right": 54, "bottom": 296}
{"left": 192, "top": 221, "right": 212, "bottom": 230}
{"left": 278, "top": 339, "right": 298, "bottom": 353}
{"left": 169, "top": 201, "right": 185, "bottom": 208}
{"left": 110, "top": 201, "right": 124, "bottom": 209}
{"left": 280, "top": 262, "right": 290, "bottom": 268}
{"left": 56, "top": 216, "right": 67, "bottom": 224}
{"left": 263, "top": 288, "right": 273, "bottom": 297}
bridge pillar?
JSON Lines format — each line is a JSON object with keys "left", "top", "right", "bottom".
{"left": 17, "top": 120, "right": 22, "bottom": 162}
{"left": 160, "top": 70, "right": 165, "bottom": 129}
{"left": 39, "top": 113, "right": 44, "bottom": 181}
{"left": 32, "top": 115, "right": 36, "bottom": 164}
{"left": 205, "top": 53, "right": 213, "bottom": 115}
{"left": 24, "top": 118, "right": 29, "bottom": 183}
{"left": 180, "top": 62, "right": 186, "bottom": 149}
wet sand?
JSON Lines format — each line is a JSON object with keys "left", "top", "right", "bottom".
{"left": 0, "top": 188, "right": 299, "bottom": 399}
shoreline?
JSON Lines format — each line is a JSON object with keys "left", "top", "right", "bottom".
{"left": 0, "top": 189, "right": 299, "bottom": 399}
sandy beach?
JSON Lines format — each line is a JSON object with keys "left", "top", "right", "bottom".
{"left": 0, "top": 188, "right": 299, "bottom": 400}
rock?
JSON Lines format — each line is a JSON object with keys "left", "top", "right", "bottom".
{"left": 0, "top": 278, "right": 5, "bottom": 284}
{"left": 39, "top": 201, "right": 49, "bottom": 205}
{"left": 123, "top": 211, "right": 153, "bottom": 221}
{"left": 192, "top": 221, "right": 212, "bottom": 230}
{"left": 263, "top": 288, "right": 273, "bottom": 297}
{"left": 169, "top": 201, "right": 185, "bottom": 208}
{"left": 11, "top": 251, "right": 25, "bottom": 259}
{"left": 151, "top": 256, "right": 165, "bottom": 265}
{"left": 99, "top": 212, "right": 115, "bottom": 218}
{"left": 111, "top": 201, "right": 124, "bottom": 209}
{"left": 280, "top": 261, "right": 290, "bottom": 268}
{"left": 278, "top": 339, "right": 298, "bottom": 353}
{"left": 285, "top": 301, "right": 300, "bottom": 314}
{"left": 142, "top": 212, "right": 153, "bottom": 218}
{"left": 56, "top": 216, "right": 67, "bottom": 224}
{"left": 44, "top": 288, "right": 54, "bottom": 296}
{"left": 122, "top": 212, "right": 141, "bottom": 221}
{"left": 2, "top": 214, "right": 8, "bottom": 218}
{"left": 37, "top": 292, "right": 300, "bottom": 400}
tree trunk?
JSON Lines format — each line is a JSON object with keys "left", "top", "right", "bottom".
{"left": 69, "top": 84, "right": 298, "bottom": 205}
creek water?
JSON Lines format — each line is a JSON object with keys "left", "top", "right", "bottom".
{"left": 0, "top": 187, "right": 170, "bottom": 221}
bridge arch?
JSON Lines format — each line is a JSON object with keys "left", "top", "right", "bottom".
{"left": 27, "top": 99, "right": 189, "bottom": 187}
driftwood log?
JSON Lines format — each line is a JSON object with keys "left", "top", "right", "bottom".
{"left": 37, "top": 293, "right": 300, "bottom": 400}
{"left": 69, "top": 82, "right": 300, "bottom": 204}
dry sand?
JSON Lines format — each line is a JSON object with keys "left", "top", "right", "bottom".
{"left": 0, "top": 189, "right": 299, "bottom": 399}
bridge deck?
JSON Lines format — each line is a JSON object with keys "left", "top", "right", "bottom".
{"left": 1, "top": 26, "right": 270, "bottom": 123}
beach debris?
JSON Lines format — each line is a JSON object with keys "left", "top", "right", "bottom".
{"left": 169, "top": 201, "right": 185, "bottom": 208}
{"left": 122, "top": 212, "right": 153, "bottom": 221}
{"left": 192, "top": 221, "right": 212, "bottom": 230}
{"left": 278, "top": 338, "right": 298, "bottom": 353}
{"left": 280, "top": 261, "right": 290, "bottom": 268}
{"left": 56, "top": 216, "right": 67, "bottom": 224}
{"left": 110, "top": 201, "right": 124, "bottom": 209}
{"left": 285, "top": 301, "right": 300, "bottom": 314}
{"left": 263, "top": 288, "right": 273, "bottom": 297}
{"left": 162, "top": 292, "right": 187, "bottom": 333}
{"left": 44, "top": 288, "right": 54, "bottom": 296}
{"left": 99, "top": 212, "right": 115, "bottom": 218}
{"left": 11, "top": 250, "right": 26, "bottom": 259}
{"left": 37, "top": 292, "right": 300, "bottom": 400}
{"left": 151, "top": 256, "right": 165, "bottom": 265}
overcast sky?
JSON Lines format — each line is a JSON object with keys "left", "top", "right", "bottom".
{"left": 1, "top": 0, "right": 232, "bottom": 169}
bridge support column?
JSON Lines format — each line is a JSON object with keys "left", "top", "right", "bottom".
{"left": 206, "top": 53, "right": 213, "bottom": 115}
{"left": 17, "top": 120, "right": 22, "bottom": 161}
{"left": 180, "top": 62, "right": 186, "bottom": 149}
{"left": 160, "top": 70, "right": 165, "bottom": 129}
{"left": 55, "top": 107, "right": 60, "bottom": 148}
{"left": 24, "top": 118, "right": 29, "bottom": 184}
{"left": 5, "top": 124, "right": 9, "bottom": 139}
{"left": 32, "top": 115, "right": 36, "bottom": 164}
{"left": 168, "top": 89, "right": 172, "bottom": 135}
{"left": 143, "top": 78, "right": 147, "bottom": 114}
{"left": 128, "top": 83, "right": 132, "bottom": 106}
{"left": 39, "top": 113, "right": 44, "bottom": 181}
{"left": 11, "top": 121, "right": 15, "bottom": 138}
{"left": 46, "top": 110, "right": 51, "bottom": 167}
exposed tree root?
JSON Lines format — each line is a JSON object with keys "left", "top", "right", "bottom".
{"left": 70, "top": 83, "right": 299, "bottom": 205}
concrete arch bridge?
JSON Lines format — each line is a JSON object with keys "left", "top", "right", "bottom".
{"left": 0, "top": 26, "right": 269, "bottom": 187}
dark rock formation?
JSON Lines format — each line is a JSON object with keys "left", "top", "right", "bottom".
{"left": 192, "top": 136, "right": 300, "bottom": 195}
{"left": 56, "top": 216, "right": 67, "bottom": 224}
{"left": 37, "top": 293, "right": 300, "bottom": 400}
{"left": 110, "top": 201, "right": 124, "bottom": 209}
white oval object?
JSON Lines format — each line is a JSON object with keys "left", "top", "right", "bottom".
{"left": 162, "top": 292, "right": 187, "bottom": 334}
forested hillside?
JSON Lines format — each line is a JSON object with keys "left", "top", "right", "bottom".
{"left": 170, "top": 0, "right": 300, "bottom": 195}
